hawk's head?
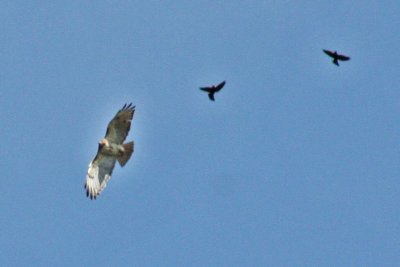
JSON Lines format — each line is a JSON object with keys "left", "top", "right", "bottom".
{"left": 99, "top": 138, "right": 110, "bottom": 147}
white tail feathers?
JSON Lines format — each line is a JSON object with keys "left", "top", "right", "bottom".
{"left": 118, "top": 141, "right": 134, "bottom": 167}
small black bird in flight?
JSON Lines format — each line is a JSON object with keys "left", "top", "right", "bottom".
{"left": 200, "top": 80, "right": 226, "bottom": 101}
{"left": 323, "top": 49, "right": 350, "bottom": 66}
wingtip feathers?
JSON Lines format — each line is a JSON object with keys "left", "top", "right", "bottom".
{"left": 85, "top": 163, "right": 112, "bottom": 200}
{"left": 120, "top": 103, "right": 135, "bottom": 112}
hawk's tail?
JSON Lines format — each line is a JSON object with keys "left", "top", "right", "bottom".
{"left": 118, "top": 141, "right": 134, "bottom": 167}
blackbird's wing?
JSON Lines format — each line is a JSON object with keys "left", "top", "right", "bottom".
{"left": 337, "top": 54, "right": 350, "bottom": 61}
{"left": 323, "top": 49, "right": 335, "bottom": 58}
{"left": 200, "top": 87, "right": 213, "bottom": 93}
{"left": 214, "top": 80, "right": 226, "bottom": 92}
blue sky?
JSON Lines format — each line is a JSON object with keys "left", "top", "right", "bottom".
{"left": 1, "top": 1, "right": 399, "bottom": 266}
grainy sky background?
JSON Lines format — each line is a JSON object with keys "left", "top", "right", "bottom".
{"left": 1, "top": 1, "right": 399, "bottom": 266}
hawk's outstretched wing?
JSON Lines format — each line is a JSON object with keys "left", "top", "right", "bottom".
{"left": 85, "top": 153, "right": 116, "bottom": 199}
{"left": 104, "top": 103, "right": 135, "bottom": 144}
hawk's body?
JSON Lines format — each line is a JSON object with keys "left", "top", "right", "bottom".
{"left": 85, "top": 103, "right": 135, "bottom": 199}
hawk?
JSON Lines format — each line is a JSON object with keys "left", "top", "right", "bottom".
{"left": 85, "top": 103, "right": 135, "bottom": 199}
{"left": 200, "top": 80, "right": 226, "bottom": 101}
{"left": 323, "top": 49, "right": 350, "bottom": 66}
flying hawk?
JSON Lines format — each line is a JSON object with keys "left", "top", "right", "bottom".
{"left": 200, "top": 80, "right": 226, "bottom": 101}
{"left": 323, "top": 49, "right": 350, "bottom": 66}
{"left": 85, "top": 103, "right": 135, "bottom": 199}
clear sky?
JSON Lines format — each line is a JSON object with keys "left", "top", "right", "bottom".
{"left": 1, "top": 1, "right": 399, "bottom": 266}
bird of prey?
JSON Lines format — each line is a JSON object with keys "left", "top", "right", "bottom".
{"left": 85, "top": 103, "right": 135, "bottom": 199}
{"left": 323, "top": 49, "right": 350, "bottom": 66}
{"left": 200, "top": 80, "right": 226, "bottom": 101}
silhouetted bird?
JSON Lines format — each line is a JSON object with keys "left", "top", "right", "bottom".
{"left": 200, "top": 80, "right": 226, "bottom": 101}
{"left": 323, "top": 49, "right": 350, "bottom": 66}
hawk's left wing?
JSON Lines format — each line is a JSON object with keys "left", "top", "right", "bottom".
{"left": 104, "top": 103, "right": 135, "bottom": 145}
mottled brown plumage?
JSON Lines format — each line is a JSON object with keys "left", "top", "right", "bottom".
{"left": 85, "top": 103, "right": 135, "bottom": 199}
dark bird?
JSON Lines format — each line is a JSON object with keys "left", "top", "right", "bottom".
{"left": 200, "top": 80, "right": 226, "bottom": 101}
{"left": 323, "top": 49, "right": 350, "bottom": 66}
{"left": 85, "top": 103, "right": 135, "bottom": 199}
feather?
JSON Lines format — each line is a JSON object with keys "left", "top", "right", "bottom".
{"left": 85, "top": 156, "right": 116, "bottom": 200}
{"left": 117, "top": 141, "right": 134, "bottom": 167}
{"left": 105, "top": 103, "right": 135, "bottom": 144}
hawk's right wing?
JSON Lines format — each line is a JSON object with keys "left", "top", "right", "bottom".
{"left": 85, "top": 153, "right": 116, "bottom": 199}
